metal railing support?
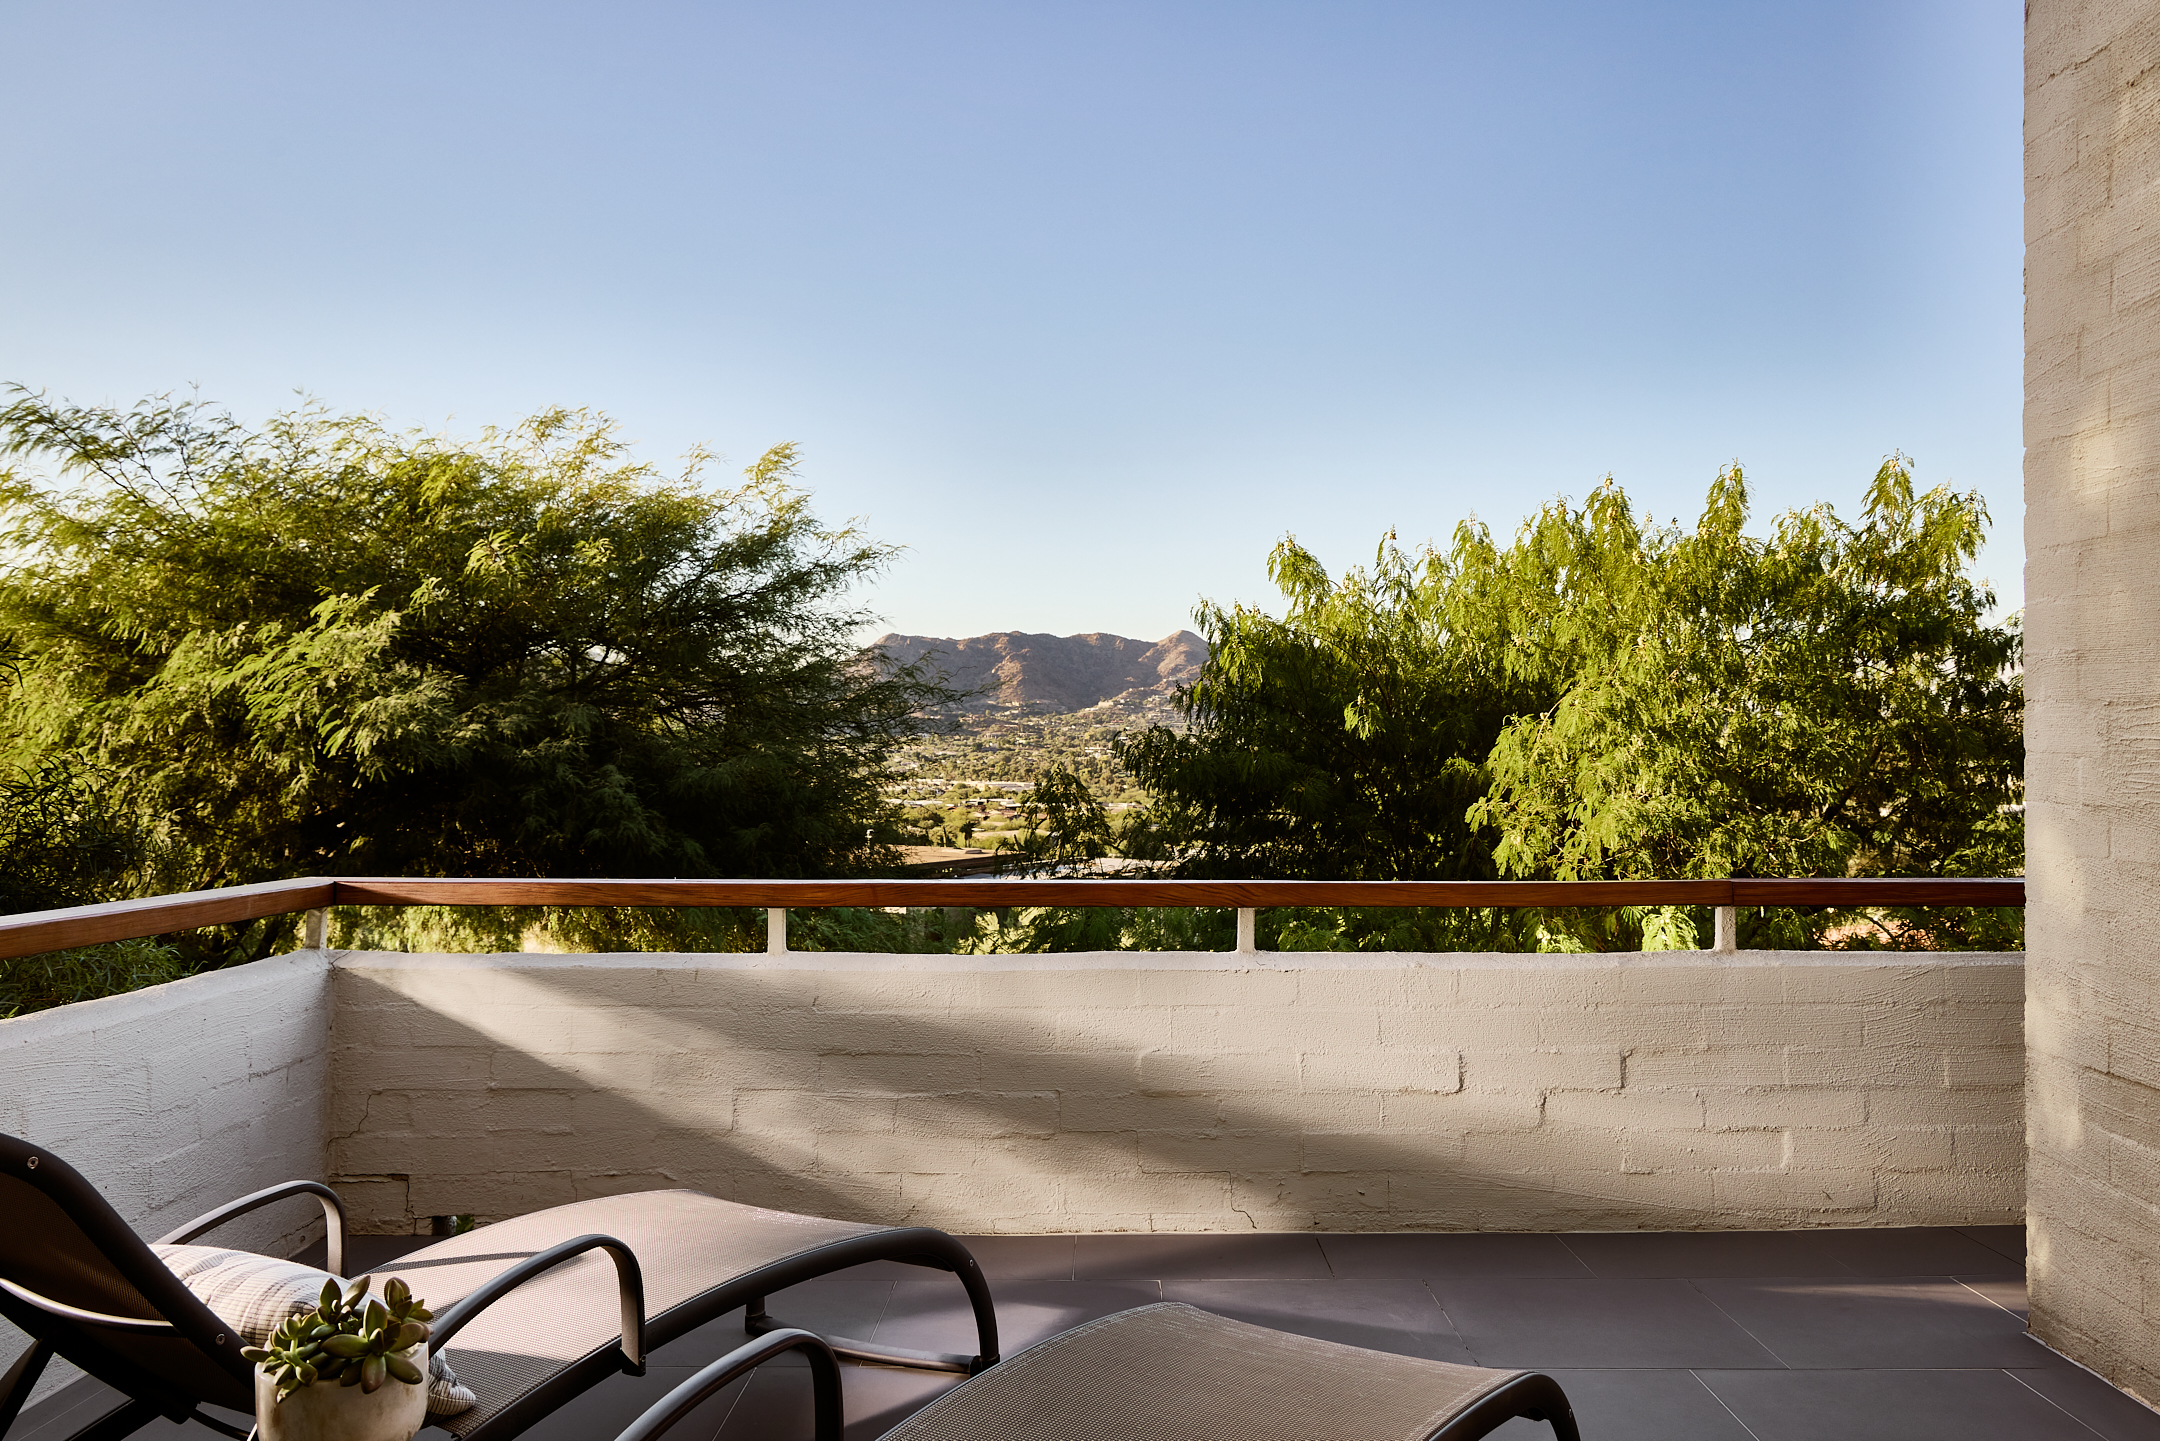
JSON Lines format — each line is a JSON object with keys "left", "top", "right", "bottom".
{"left": 1712, "top": 905, "right": 1738, "bottom": 953}
{"left": 767, "top": 907, "right": 787, "bottom": 955}
{"left": 1235, "top": 907, "right": 1257, "bottom": 955}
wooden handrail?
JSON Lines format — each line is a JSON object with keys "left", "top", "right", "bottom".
{"left": 0, "top": 875, "right": 2026, "bottom": 962}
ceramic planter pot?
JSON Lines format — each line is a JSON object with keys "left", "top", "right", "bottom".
{"left": 255, "top": 1347, "right": 428, "bottom": 1441}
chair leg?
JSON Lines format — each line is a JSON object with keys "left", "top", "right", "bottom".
{"left": 0, "top": 1339, "right": 53, "bottom": 1437}
{"left": 1429, "top": 1373, "right": 1579, "bottom": 1441}
{"left": 747, "top": 1252, "right": 1002, "bottom": 1376}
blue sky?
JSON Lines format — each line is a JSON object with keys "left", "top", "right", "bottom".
{"left": 1, "top": 1, "right": 2022, "bottom": 641}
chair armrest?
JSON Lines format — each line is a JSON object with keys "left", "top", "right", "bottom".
{"left": 614, "top": 1329, "right": 840, "bottom": 1441}
{"left": 429, "top": 1233, "right": 647, "bottom": 1372}
{"left": 155, "top": 1180, "right": 347, "bottom": 1278}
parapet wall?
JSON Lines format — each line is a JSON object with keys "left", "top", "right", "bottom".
{"left": 328, "top": 949, "right": 2024, "bottom": 1235}
{"left": 0, "top": 952, "right": 333, "bottom": 1409}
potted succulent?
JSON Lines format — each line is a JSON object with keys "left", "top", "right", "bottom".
{"left": 244, "top": 1276, "right": 434, "bottom": 1441}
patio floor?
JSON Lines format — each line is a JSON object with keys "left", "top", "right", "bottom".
{"left": 13, "top": 1227, "right": 2159, "bottom": 1441}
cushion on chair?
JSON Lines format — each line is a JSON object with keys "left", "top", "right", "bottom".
{"left": 153, "top": 1243, "right": 477, "bottom": 1415}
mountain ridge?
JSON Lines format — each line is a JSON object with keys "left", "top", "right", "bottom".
{"left": 873, "top": 628, "right": 1207, "bottom": 712}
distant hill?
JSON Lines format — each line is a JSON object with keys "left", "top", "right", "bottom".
{"left": 873, "top": 629, "right": 1207, "bottom": 712}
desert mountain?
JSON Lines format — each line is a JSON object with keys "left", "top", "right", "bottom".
{"left": 873, "top": 629, "right": 1207, "bottom": 712}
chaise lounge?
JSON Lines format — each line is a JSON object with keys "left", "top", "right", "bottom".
{"left": 612, "top": 1304, "right": 1581, "bottom": 1441}
{"left": 0, "top": 1134, "right": 998, "bottom": 1441}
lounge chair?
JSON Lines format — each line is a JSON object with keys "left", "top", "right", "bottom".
{"left": 615, "top": 1303, "right": 1580, "bottom": 1441}
{"left": 0, "top": 1134, "right": 998, "bottom": 1441}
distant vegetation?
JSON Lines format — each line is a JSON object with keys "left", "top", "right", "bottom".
{"left": 0, "top": 389, "right": 953, "bottom": 1007}
{"left": 0, "top": 390, "right": 2021, "bottom": 1010}
{"left": 1117, "top": 457, "right": 2020, "bottom": 952}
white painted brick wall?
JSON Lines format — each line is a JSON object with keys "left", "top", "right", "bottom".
{"left": 0, "top": 953, "right": 333, "bottom": 1409}
{"left": 328, "top": 950, "right": 2022, "bottom": 1238}
{"left": 2028, "top": 0, "right": 2160, "bottom": 1409}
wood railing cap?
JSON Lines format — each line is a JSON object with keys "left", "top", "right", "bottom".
{"left": 0, "top": 875, "right": 2025, "bottom": 962}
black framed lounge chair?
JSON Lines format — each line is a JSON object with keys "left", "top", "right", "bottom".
{"left": 613, "top": 1303, "right": 1579, "bottom": 1441}
{"left": 0, "top": 1134, "right": 998, "bottom": 1441}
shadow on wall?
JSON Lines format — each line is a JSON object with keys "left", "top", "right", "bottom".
{"left": 324, "top": 954, "right": 2022, "bottom": 1236}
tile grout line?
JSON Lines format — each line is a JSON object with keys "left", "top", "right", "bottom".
{"left": 1684, "top": 1278, "right": 1794, "bottom": 1370}
{"left": 2002, "top": 1368, "right": 2115, "bottom": 1439}
{"left": 1417, "top": 1281, "right": 1479, "bottom": 1366}
{"left": 1687, "top": 1369, "right": 1769, "bottom": 1441}
{"left": 1951, "top": 1275, "right": 2027, "bottom": 1320}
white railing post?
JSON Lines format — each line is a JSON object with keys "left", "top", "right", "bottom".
{"left": 304, "top": 908, "right": 327, "bottom": 950}
{"left": 766, "top": 907, "right": 787, "bottom": 955}
{"left": 1235, "top": 907, "right": 1257, "bottom": 955}
{"left": 1712, "top": 905, "right": 1737, "bottom": 953}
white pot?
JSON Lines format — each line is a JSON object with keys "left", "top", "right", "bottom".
{"left": 255, "top": 1346, "right": 428, "bottom": 1441}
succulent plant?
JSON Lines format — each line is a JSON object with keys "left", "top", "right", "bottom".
{"left": 242, "top": 1276, "right": 433, "bottom": 1403}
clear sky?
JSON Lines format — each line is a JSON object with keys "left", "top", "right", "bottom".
{"left": 1, "top": 1, "right": 2022, "bottom": 642}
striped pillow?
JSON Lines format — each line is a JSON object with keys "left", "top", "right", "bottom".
{"left": 154, "top": 1244, "right": 476, "bottom": 1415}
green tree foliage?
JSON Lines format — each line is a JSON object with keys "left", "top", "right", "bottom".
{"left": 1116, "top": 536, "right": 1536, "bottom": 882}
{"left": 1469, "top": 459, "right": 2020, "bottom": 885}
{"left": 0, "top": 757, "right": 188, "bottom": 1016}
{"left": 0, "top": 392, "right": 951, "bottom": 905}
{"left": 0, "top": 758, "right": 143, "bottom": 913}
{"left": 1004, "top": 765, "right": 1116, "bottom": 872}
{"left": 1123, "top": 459, "right": 2022, "bottom": 951}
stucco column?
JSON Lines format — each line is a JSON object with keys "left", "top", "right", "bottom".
{"left": 2026, "top": 0, "right": 2160, "bottom": 1406}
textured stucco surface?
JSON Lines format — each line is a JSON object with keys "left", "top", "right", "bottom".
{"left": 0, "top": 952, "right": 333, "bottom": 1407}
{"left": 2027, "top": 0, "right": 2160, "bottom": 1407}
{"left": 328, "top": 950, "right": 2024, "bottom": 1239}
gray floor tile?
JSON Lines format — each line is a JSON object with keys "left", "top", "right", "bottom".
{"left": 1430, "top": 1278, "right": 1784, "bottom": 1369}
{"left": 1072, "top": 1233, "right": 1331, "bottom": 1279}
{"left": 1486, "top": 1369, "right": 1756, "bottom": 1441}
{"left": 949, "top": 1235, "right": 1077, "bottom": 1281}
{"left": 1693, "top": 1277, "right": 2066, "bottom": 1370}
{"left": 1319, "top": 1233, "right": 1593, "bottom": 1280}
{"left": 2012, "top": 1367, "right": 2160, "bottom": 1441}
{"left": 1959, "top": 1275, "right": 2031, "bottom": 1319}
{"left": 1160, "top": 1278, "right": 1477, "bottom": 1363}
{"left": 509, "top": 1358, "right": 725, "bottom": 1441}
{"left": 877, "top": 1276, "right": 1161, "bottom": 1357}
{"left": 7, "top": 1388, "right": 248, "bottom": 1441}
{"left": 1559, "top": 1230, "right": 1852, "bottom": 1279}
{"left": 1821, "top": 1227, "right": 2026, "bottom": 1277}
{"left": 1698, "top": 1368, "right": 2104, "bottom": 1441}
{"left": 756, "top": 1275, "right": 899, "bottom": 1339}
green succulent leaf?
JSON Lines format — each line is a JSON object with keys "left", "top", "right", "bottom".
{"left": 319, "top": 1334, "right": 370, "bottom": 1359}
{"left": 360, "top": 1355, "right": 386, "bottom": 1394}
{"left": 384, "top": 1354, "right": 423, "bottom": 1386}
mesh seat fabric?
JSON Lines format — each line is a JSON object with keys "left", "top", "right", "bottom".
{"left": 880, "top": 1303, "right": 1524, "bottom": 1441}
{"left": 369, "top": 1190, "right": 887, "bottom": 1438}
